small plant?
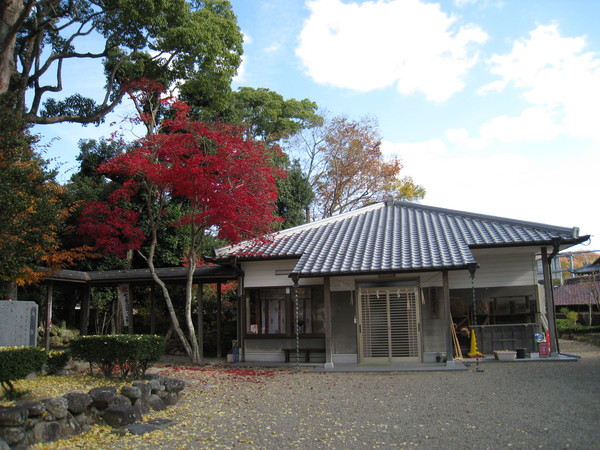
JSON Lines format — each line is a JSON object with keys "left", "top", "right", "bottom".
{"left": 559, "top": 307, "right": 579, "bottom": 326}
{"left": 70, "top": 335, "right": 165, "bottom": 378}
{"left": 0, "top": 346, "right": 46, "bottom": 398}
{"left": 46, "top": 350, "right": 70, "bottom": 375}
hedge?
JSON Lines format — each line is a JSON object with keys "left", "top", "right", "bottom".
{"left": 70, "top": 335, "right": 165, "bottom": 378}
{"left": 46, "top": 350, "right": 70, "bottom": 375}
{"left": 557, "top": 324, "right": 600, "bottom": 335}
{"left": 0, "top": 346, "right": 47, "bottom": 395}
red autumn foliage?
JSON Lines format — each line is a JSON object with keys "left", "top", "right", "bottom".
{"left": 78, "top": 101, "right": 283, "bottom": 258}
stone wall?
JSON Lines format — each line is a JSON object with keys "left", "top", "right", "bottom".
{"left": 0, "top": 375, "right": 185, "bottom": 449}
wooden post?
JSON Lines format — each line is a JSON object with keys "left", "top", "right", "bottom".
{"left": 45, "top": 282, "right": 53, "bottom": 352}
{"left": 216, "top": 283, "right": 222, "bottom": 358}
{"left": 80, "top": 285, "right": 90, "bottom": 336}
{"left": 541, "top": 247, "right": 559, "bottom": 353}
{"left": 443, "top": 271, "right": 453, "bottom": 362}
{"left": 324, "top": 277, "right": 334, "bottom": 369}
{"left": 197, "top": 284, "right": 204, "bottom": 361}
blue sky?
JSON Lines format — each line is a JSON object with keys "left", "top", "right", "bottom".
{"left": 40, "top": 0, "right": 599, "bottom": 250}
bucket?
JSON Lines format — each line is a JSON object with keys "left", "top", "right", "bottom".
{"left": 538, "top": 342, "right": 551, "bottom": 357}
{"left": 516, "top": 348, "right": 527, "bottom": 359}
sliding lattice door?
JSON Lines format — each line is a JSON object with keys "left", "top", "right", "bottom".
{"left": 358, "top": 287, "right": 421, "bottom": 363}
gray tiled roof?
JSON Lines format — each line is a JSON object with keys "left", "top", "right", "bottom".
{"left": 215, "top": 200, "right": 586, "bottom": 277}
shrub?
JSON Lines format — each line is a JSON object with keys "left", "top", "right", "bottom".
{"left": 70, "top": 335, "right": 165, "bottom": 378}
{"left": 46, "top": 350, "right": 70, "bottom": 375}
{"left": 0, "top": 346, "right": 46, "bottom": 397}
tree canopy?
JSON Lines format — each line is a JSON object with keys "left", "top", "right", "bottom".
{"left": 78, "top": 101, "right": 283, "bottom": 361}
{"left": 0, "top": 0, "right": 243, "bottom": 126}
{"left": 286, "top": 114, "right": 425, "bottom": 219}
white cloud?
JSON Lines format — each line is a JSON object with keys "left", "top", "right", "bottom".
{"left": 296, "top": 0, "right": 488, "bottom": 101}
{"left": 479, "top": 106, "right": 564, "bottom": 143}
{"left": 264, "top": 42, "right": 281, "bottom": 53}
{"left": 445, "top": 128, "right": 489, "bottom": 150}
{"left": 381, "top": 139, "right": 598, "bottom": 242}
{"left": 480, "top": 24, "right": 600, "bottom": 141}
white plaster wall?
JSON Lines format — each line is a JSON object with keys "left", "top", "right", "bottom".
{"left": 449, "top": 249, "right": 538, "bottom": 289}
{"left": 241, "top": 260, "right": 322, "bottom": 287}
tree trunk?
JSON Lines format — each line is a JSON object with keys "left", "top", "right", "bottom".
{"left": 0, "top": 0, "right": 24, "bottom": 94}
{"left": 184, "top": 260, "right": 201, "bottom": 363}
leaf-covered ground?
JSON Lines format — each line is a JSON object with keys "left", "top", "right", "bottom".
{"left": 10, "top": 339, "right": 600, "bottom": 449}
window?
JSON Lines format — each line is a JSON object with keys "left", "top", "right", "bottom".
{"left": 246, "top": 286, "right": 324, "bottom": 336}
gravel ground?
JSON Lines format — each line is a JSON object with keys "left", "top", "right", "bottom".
{"left": 52, "top": 339, "right": 600, "bottom": 449}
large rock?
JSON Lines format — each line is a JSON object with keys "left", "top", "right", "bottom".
{"left": 157, "top": 391, "right": 179, "bottom": 406}
{"left": 58, "top": 412, "right": 82, "bottom": 437}
{"left": 89, "top": 386, "right": 116, "bottom": 409}
{"left": 0, "top": 407, "right": 27, "bottom": 427}
{"left": 44, "top": 397, "right": 69, "bottom": 419}
{"left": 102, "top": 405, "right": 141, "bottom": 428}
{"left": 64, "top": 392, "right": 92, "bottom": 414}
{"left": 163, "top": 378, "right": 186, "bottom": 393}
{"left": 132, "top": 381, "right": 152, "bottom": 401}
{"left": 147, "top": 394, "right": 166, "bottom": 411}
{"left": 110, "top": 394, "right": 131, "bottom": 408}
{"left": 0, "top": 427, "right": 25, "bottom": 446}
{"left": 133, "top": 398, "right": 150, "bottom": 415}
{"left": 33, "top": 421, "right": 61, "bottom": 443}
{"left": 15, "top": 401, "right": 45, "bottom": 417}
{"left": 120, "top": 385, "right": 142, "bottom": 401}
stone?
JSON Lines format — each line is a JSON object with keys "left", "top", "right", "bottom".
{"left": 33, "top": 421, "right": 61, "bottom": 443}
{"left": 0, "top": 407, "right": 28, "bottom": 427}
{"left": 58, "top": 412, "right": 82, "bottom": 437}
{"left": 89, "top": 386, "right": 116, "bottom": 409}
{"left": 120, "top": 385, "right": 142, "bottom": 400}
{"left": 73, "top": 412, "right": 91, "bottom": 426}
{"left": 102, "top": 405, "right": 141, "bottom": 428}
{"left": 159, "top": 391, "right": 179, "bottom": 406}
{"left": 148, "top": 379, "right": 161, "bottom": 393}
{"left": 132, "top": 381, "right": 152, "bottom": 401}
{"left": 146, "top": 418, "right": 176, "bottom": 428}
{"left": 110, "top": 394, "right": 132, "bottom": 408}
{"left": 163, "top": 378, "right": 186, "bottom": 393}
{"left": 147, "top": 395, "right": 166, "bottom": 411}
{"left": 23, "top": 417, "right": 40, "bottom": 430}
{"left": 64, "top": 392, "right": 92, "bottom": 414}
{"left": 0, "top": 427, "right": 25, "bottom": 446}
{"left": 121, "top": 423, "right": 159, "bottom": 436}
{"left": 15, "top": 401, "right": 45, "bottom": 417}
{"left": 44, "top": 397, "right": 69, "bottom": 419}
{"left": 133, "top": 398, "right": 150, "bottom": 415}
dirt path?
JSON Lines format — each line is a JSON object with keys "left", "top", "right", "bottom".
{"left": 46, "top": 339, "right": 600, "bottom": 449}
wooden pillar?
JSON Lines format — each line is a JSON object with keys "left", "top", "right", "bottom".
{"left": 541, "top": 247, "right": 559, "bottom": 353}
{"left": 150, "top": 286, "right": 156, "bottom": 335}
{"left": 80, "top": 285, "right": 90, "bottom": 336}
{"left": 238, "top": 275, "right": 245, "bottom": 362}
{"left": 45, "top": 282, "right": 54, "bottom": 352}
{"left": 197, "top": 284, "right": 204, "bottom": 361}
{"left": 442, "top": 271, "right": 453, "bottom": 362}
{"left": 324, "top": 277, "right": 334, "bottom": 369}
{"left": 216, "top": 283, "right": 222, "bottom": 358}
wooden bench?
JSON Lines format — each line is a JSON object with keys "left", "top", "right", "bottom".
{"left": 283, "top": 348, "right": 325, "bottom": 363}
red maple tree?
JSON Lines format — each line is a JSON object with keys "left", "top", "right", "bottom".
{"left": 79, "top": 101, "right": 283, "bottom": 363}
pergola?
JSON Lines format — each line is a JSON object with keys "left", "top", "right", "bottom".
{"left": 42, "top": 265, "right": 240, "bottom": 359}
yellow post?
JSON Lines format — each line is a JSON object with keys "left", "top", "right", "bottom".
{"left": 467, "top": 329, "right": 484, "bottom": 358}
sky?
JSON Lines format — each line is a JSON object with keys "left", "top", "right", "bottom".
{"left": 39, "top": 0, "right": 599, "bottom": 251}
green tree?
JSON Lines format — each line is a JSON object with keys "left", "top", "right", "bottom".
{"left": 276, "top": 160, "right": 314, "bottom": 229}
{"left": 0, "top": 94, "right": 90, "bottom": 296}
{"left": 183, "top": 86, "right": 321, "bottom": 145}
{"left": 1, "top": 0, "right": 243, "bottom": 126}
